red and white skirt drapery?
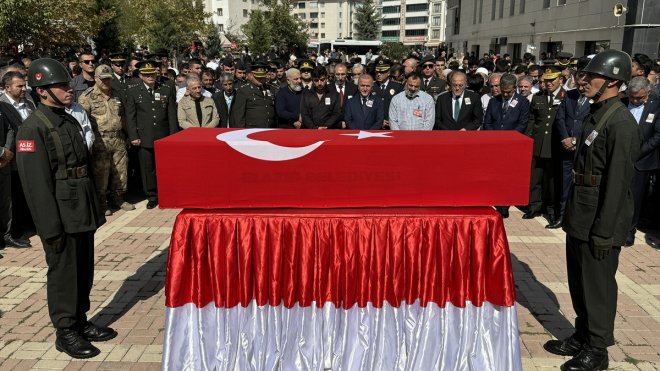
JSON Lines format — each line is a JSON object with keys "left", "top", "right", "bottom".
{"left": 162, "top": 208, "right": 522, "bottom": 371}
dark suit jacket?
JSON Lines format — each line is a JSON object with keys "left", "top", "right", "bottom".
{"left": 373, "top": 79, "right": 404, "bottom": 121}
{"left": 344, "top": 94, "right": 385, "bottom": 130}
{"left": 434, "top": 90, "right": 483, "bottom": 130}
{"left": 212, "top": 90, "right": 237, "bottom": 128}
{"left": 300, "top": 88, "right": 342, "bottom": 129}
{"left": 0, "top": 104, "right": 16, "bottom": 175}
{"left": 334, "top": 81, "right": 358, "bottom": 107}
{"left": 556, "top": 89, "right": 591, "bottom": 141}
{"left": 483, "top": 93, "right": 529, "bottom": 133}
{"left": 622, "top": 96, "right": 660, "bottom": 171}
{"left": 274, "top": 86, "right": 303, "bottom": 129}
{"left": 124, "top": 82, "right": 178, "bottom": 148}
{"left": 528, "top": 88, "right": 566, "bottom": 158}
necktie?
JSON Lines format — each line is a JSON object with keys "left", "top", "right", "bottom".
{"left": 502, "top": 99, "right": 509, "bottom": 114}
{"left": 148, "top": 88, "right": 154, "bottom": 98}
{"left": 424, "top": 79, "right": 429, "bottom": 90}
{"left": 339, "top": 86, "right": 344, "bottom": 106}
{"left": 453, "top": 96, "right": 460, "bottom": 122}
{"left": 577, "top": 96, "right": 586, "bottom": 109}
{"left": 362, "top": 97, "right": 368, "bottom": 114}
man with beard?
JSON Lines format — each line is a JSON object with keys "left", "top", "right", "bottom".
{"left": 229, "top": 62, "right": 277, "bottom": 128}
{"left": 300, "top": 66, "right": 342, "bottom": 129}
{"left": 275, "top": 68, "right": 304, "bottom": 128}
{"left": 389, "top": 74, "right": 435, "bottom": 130}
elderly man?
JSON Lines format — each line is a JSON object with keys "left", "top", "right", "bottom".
{"left": 275, "top": 68, "right": 304, "bottom": 129}
{"left": 213, "top": 74, "right": 236, "bottom": 128}
{"left": 351, "top": 63, "right": 364, "bottom": 85}
{"left": 389, "top": 74, "right": 435, "bottom": 130}
{"left": 481, "top": 73, "right": 502, "bottom": 113}
{"left": 623, "top": 76, "right": 660, "bottom": 246}
{"left": 344, "top": 74, "right": 384, "bottom": 130}
{"left": 79, "top": 65, "right": 135, "bottom": 216}
{"left": 517, "top": 75, "right": 535, "bottom": 103}
{"left": 334, "top": 63, "right": 358, "bottom": 107}
{"left": 402, "top": 57, "right": 419, "bottom": 78}
{"left": 177, "top": 75, "right": 219, "bottom": 129}
{"left": 434, "top": 70, "right": 483, "bottom": 130}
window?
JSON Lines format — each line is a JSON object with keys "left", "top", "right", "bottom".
{"left": 382, "top": 6, "right": 400, "bottom": 13}
{"left": 383, "top": 18, "right": 400, "bottom": 26}
{"left": 432, "top": 16, "right": 441, "bottom": 26}
{"left": 558, "top": 0, "right": 566, "bottom": 4}
{"left": 479, "top": 0, "right": 483, "bottom": 22}
{"left": 309, "top": 1, "right": 318, "bottom": 8}
{"left": 499, "top": 0, "right": 504, "bottom": 18}
{"left": 310, "top": 12, "right": 318, "bottom": 18}
{"left": 310, "top": 22, "right": 319, "bottom": 28}
{"left": 381, "top": 30, "right": 400, "bottom": 37}
{"left": 406, "top": 4, "right": 428, "bottom": 12}
{"left": 219, "top": 24, "right": 224, "bottom": 32}
{"left": 298, "top": 2, "right": 305, "bottom": 9}
{"left": 543, "top": 0, "right": 550, "bottom": 8}
{"left": 520, "top": 0, "right": 525, "bottom": 13}
{"left": 433, "top": 3, "right": 442, "bottom": 12}
{"left": 491, "top": 0, "right": 496, "bottom": 20}
{"left": 510, "top": 0, "right": 515, "bottom": 16}
{"left": 320, "top": 12, "right": 325, "bottom": 18}
{"left": 299, "top": 13, "right": 306, "bottom": 19}
{"left": 243, "top": 9, "right": 248, "bottom": 17}
{"left": 217, "top": 8, "right": 222, "bottom": 16}
{"left": 321, "top": 23, "right": 325, "bottom": 28}
{"left": 473, "top": 0, "right": 477, "bottom": 24}
{"left": 432, "top": 29, "right": 440, "bottom": 39}
{"left": 321, "top": 33, "right": 325, "bottom": 38}
{"left": 405, "top": 29, "right": 427, "bottom": 37}
{"left": 406, "top": 16, "right": 428, "bottom": 25}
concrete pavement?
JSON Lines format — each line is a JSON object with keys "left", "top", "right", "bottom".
{"left": 0, "top": 202, "right": 657, "bottom": 370}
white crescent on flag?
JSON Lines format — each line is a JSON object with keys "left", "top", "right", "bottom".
{"left": 216, "top": 128, "right": 326, "bottom": 161}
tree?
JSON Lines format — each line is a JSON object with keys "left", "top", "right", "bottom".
{"left": 354, "top": 0, "right": 381, "bottom": 41}
{"left": 241, "top": 10, "right": 272, "bottom": 57}
{"left": 381, "top": 42, "right": 410, "bottom": 63}
{"left": 93, "top": 0, "right": 121, "bottom": 53}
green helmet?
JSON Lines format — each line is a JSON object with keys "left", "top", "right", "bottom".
{"left": 27, "top": 58, "right": 71, "bottom": 87}
{"left": 582, "top": 49, "right": 632, "bottom": 82}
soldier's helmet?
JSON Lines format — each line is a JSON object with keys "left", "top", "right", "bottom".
{"left": 582, "top": 49, "right": 632, "bottom": 82}
{"left": 28, "top": 58, "right": 71, "bottom": 87}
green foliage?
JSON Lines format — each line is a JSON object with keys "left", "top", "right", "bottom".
{"left": 354, "top": 0, "right": 381, "bottom": 41}
{"left": 205, "top": 24, "right": 224, "bottom": 57}
{"left": 93, "top": 0, "right": 121, "bottom": 52}
{"left": 241, "top": 10, "right": 272, "bottom": 56}
{"left": 241, "top": 0, "right": 308, "bottom": 57}
{"left": 381, "top": 42, "right": 410, "bottom": 63}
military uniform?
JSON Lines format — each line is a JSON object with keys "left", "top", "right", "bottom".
{"left": 79, "top": 81, "right": 130, "bottom": 213}
{"left": 229, "top": 82, "right": 277, "bottom": 128}
{"left": 17, "top": 104, "right": 105, "bottom": 330}
{"left": 124, "top": 78, "right": 178, "bottom": 204}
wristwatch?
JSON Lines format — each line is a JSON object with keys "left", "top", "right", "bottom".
{"left": 571, "top": 137, "right": 577, "bottom": 145}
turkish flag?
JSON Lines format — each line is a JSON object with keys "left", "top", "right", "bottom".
{"left": 155, "top": 128, "right": 532, "bottom": 209}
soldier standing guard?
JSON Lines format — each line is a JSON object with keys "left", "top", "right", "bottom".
{"left": 79, "top": 65, "right": 135, "bottom": 216}
{"left": 124, "top": 61, "right": 178, "bottom": 209}
{"left": 544, "top": 50, "right": 642, "bottom": 371}
{"left": 16, "top": 58, "right": 116, "bottom": 359}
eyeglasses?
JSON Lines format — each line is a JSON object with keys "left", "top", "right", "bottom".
{"left": 422, "top": 64, "right": 434, "bottom": 69}
{"left": 81, "top": 60, "right": 95, "bottom": 65}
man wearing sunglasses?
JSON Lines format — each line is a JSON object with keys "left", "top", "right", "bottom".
{"left": 419, "top": 55, "right": 447, "bottom": 101}
{"left": 70, "top": 53, "right": 96, "bottom": 103}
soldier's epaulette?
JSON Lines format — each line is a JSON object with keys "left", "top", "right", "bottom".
{"left": 80, "top": 87, "right": 94, "bottom": 97}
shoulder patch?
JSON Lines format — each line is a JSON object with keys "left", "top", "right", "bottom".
{"left": 17, "top": 140, "right": 35, "bottom": 153}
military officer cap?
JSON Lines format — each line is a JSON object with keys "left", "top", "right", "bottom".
{"left": 95, "top": 64, "right": 114, "bottom": 79}
{"left": 556, "top": 52, "right": 573, "bottom": 67}
{"left": 570, "top": 58, "right": 579, "bottom": 66}
{"left": 268, "top": 61, "right": 280, "bottom": 71}
{"left": 109, "top": 53, "right": 126, "bottom": 63}
{"left": 326, "top": 58, "right": 342, "bottom": 65}
{"left": 374, "top": 58, "right": 393, "bottom": 72}
{"left": 249, "top": 62, "right": 269, "bottom": 78}
{"left": 421, "top": 55, "right": 435, "bottom": 65}
{"left": 541, "top": 65, "right": 563, "bottom": 80}
{"left": 299, "top": 60, "right": 315, "bottom": 72}
{"left": 136, "top": 60, "right": 159, "bottom": 74}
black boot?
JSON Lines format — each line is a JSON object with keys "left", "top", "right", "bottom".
{"left": 82, "top": 322, "right": 118, "bottom": 342}
{"left": 544, "top": 334, "right": 584, "bottom": 356}
{"left": 545, "top": 216, "right": 563, "bottom": 229}
{"left": 561, "top": 344, "right": 608, "bottom": 371}
{"left": 55, "top": 328, "right": 101, "bottom": 359}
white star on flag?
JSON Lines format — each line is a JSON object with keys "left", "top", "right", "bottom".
{"left": 341, "top": 131, "right": 393, "bottom": 140}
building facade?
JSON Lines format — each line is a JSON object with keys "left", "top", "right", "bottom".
{"left": 444, "top": 0, "right": 659, "bottom": 61}
{"left": 292, "top": 0, "right": 358, "bottom": 42}
{"left": 205, "top": 0, "right": 262, "bottom": 38}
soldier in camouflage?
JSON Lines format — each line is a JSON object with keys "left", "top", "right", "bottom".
{"left": 79, "top": 65, "right": 135, "bottom": 216}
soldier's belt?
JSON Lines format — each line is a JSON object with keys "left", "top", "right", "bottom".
{"left": 66, "top": 165, "right": 88, "bottom": 179}
{"left": 99, "top": 131, "right": 124, "bottom": 138}
{"left": 572, "top": 171, "right": 601, "bottom": 187}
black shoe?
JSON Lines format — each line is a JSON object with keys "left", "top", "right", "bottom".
{"left": 82, "top": 322, "right": 118, "bottom": 342}
{"left": 4, "top": 236, "right": 31, "bottom": 248}
{"left": 560, "top": 345, "right": 608, "bottom": 371}
{"left": 146, "top": 200, "right": 158, "bottom": 209}
{"left": 624, "top": 233, "right": 635, "bottom": 247}
{"left": 546, "top": 218, "right": 563, "bottom": 229}
{"left": 55, "top": 328, "right": 101, "bottom": 359}
{"left": 544, "top": 334, "right": 584, "bottom": 357}
{"left": 522, "top": 210, "right": 541, "bottom": 219}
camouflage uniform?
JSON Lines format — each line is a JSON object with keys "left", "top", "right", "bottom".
{"left": 79, "top": 85, "right": 134, "bottom": 215}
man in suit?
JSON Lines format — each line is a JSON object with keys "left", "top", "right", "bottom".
{"left": 300, "top": 66, "right": 342, "bottom": 129}
{"left": 0, "top": 71, "right": 34, "bottom": 247}
{"left": 333, "top": 63, "right": 358, "bottom": 129}
{"left": 419, "top": 55, "right": 447, "bottom": 101}
{"left": 483, "top": 73, "right": 530, "bottom": 218}
{"left": 373, "top": 58, "right": 403, "bottom": 129}
{"left": 212, "top": 74, "right": 236, "bottom": 128}
{"left": 125, "top": 61, "right": 178, "bottom": 209}
{"left": 623, "top": 77, "right": 660, "bottom": 246}
{"left": 0, "top": 95, "right": 16, "bottom": 256}
{"left": 344, "top": 74, "right": 384, "bottom": 130}
{"left": 552, "top": 73, "right": 591, "bottom": 229}
{"left": 523, "top": 66, "right": 566, "bottom": 223}
{"left": 434, "top": 70, "right": 483, "bottom": 130}
{"left": 275, "top": 68, "right": 303, "bottom": 129}
{"left": 229, "top": 62, "right": 277, "bottom": 129}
